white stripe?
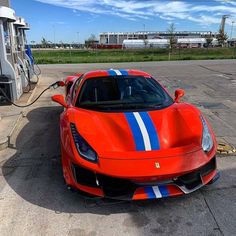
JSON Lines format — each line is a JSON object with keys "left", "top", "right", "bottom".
{"left": 113, "top": 69, "right": 122, "bottom": 75}
{"left": 152, "top": 186, "right": 162, "bottom": 198}
{"left": 133, "top": 112, "right": 151, "bottom": 151}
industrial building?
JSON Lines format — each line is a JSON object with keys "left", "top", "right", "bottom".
{"left": 100, "top": 31, "right": 217, "bottom": 48}
{"left": 99, "top": 15, "right": 234, "bottom": 49}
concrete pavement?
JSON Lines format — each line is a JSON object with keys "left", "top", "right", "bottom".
{"left": 0, "top": 60, "right": 236, "bottom": 236}
{"left": 0, "top": 80, "right": 38, "bottom": 150}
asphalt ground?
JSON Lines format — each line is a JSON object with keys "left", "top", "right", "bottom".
{"left": 0, "top": 60, "right": 236, "bottom": 236}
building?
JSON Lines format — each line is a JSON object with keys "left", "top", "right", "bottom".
{"left": 123, "top": 39, "right": 169, "bottom": 49}
{"left": 99, "top": 31, "right": 216, "bottom": 46}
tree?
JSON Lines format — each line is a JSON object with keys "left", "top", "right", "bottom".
{"left": 143, "top": 39, "right": 149, "bottom": 48}
{"left": 167, "top": 23, "right": 176, "bottom": 50}
{"left": 205, "top": 34, "right": 213, "bottom": 48}
{"left": 216, "top": 29, "right": 228, "bottom": 47}
{"left": 59, "top": 40, "right": 65, "bottom": 48}
{"left": 41, "top": 37, "right": 48, "bottom": 48}
{"left": 88, "top": 34, "right": 97, "bottom": 41}
{"left": 85, "top": 34, "right": 98, "bottom": 48}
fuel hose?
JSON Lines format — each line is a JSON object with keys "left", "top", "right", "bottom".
{"left": 0, "top": 81, "right": 64, "bottom": 108}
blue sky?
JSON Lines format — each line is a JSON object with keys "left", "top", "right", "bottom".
{"left": 11, "top": 0, "right": 236, "bottom": 43}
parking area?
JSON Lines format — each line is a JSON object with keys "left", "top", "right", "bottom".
{"left": 0, "top": 60, "right": 236, "bottom": 236}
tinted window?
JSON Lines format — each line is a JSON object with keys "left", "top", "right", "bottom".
{"left": 72, "top": 76, "right": 83, "bottom": 99}
{"left": 76, "top": 76, "right": 173, "bottom": 111}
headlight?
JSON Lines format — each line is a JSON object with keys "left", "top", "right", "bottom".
{"left": 200, "top": 115, "right": 213, "bottom": 152}
{"left": 70, "top": 123, "right": 98, "bottom": 163}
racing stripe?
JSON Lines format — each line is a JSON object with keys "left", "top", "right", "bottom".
{"left": 113, "top": 69, "right": 122, "bottom": 75}
{"left": 139, "top": 112, "right": 160, "bottom": 150}
{"left": 107, "top": 69, "right": 117, "bottom": 76}
{"left": 158, "top": 185, "right": 169, "bottom": 197}
{"left": 119, "top": 69, "right": 129, "bottom": 75}
{"left": 125, "top": 111, "right": 160, "bottom": 151}
{"left": 152, "top": 186, "right": 162, "bottom": 198}
{"left": 144, "top": 186, "right": 156, "bottom": 199}
{"left": 133, "top": 112, "right": 151, "bottom": 151}
{"left": 125, "top": 113, "right": 145, "bottom": 151}
{"left": 108, "top": 69, "right": 128, "bottom": 76}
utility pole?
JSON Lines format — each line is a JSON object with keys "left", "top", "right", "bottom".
{"left": 143, "top": 24, "right": 146, "bottom": 40}
{"left": 53, "top": 25, "right": 56, "bottom": 48}
{"left": 220, "top": 15, "right": 230, "bottom": 34}
{"left": 77, "top": 32, "right": 79, "bottom": 47}
{"left": 230, "top": 21, "right": 235, "bottom": 39}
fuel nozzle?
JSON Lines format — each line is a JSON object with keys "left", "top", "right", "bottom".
{"left": 50, "top": 81, "right": 65, "bottom": 89}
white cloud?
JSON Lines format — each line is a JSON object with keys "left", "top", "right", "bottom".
{"left": 34, "top": 0, "right": 236, "bottom": 25}
{"left": 50, "top": 21, "right": 66, "bottom": 25}
{"left": 187, "top": 15, "right": 221, "bottom": 25}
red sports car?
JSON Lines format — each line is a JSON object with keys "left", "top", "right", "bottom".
{"left": 52, "top": 69, "right": 219, "bottom": 200}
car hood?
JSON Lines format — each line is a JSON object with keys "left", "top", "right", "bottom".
{"left": 72, "top": 103, "right": 203, "bottom": 157}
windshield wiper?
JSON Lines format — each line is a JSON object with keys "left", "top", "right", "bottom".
{"left": 79, "top": 102, "right": 164, "bottom": 111}
{"left": 146, "top": 103, "right": 163, "bottom": 107}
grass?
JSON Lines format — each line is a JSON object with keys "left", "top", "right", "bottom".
{"left": 32, "top": 47, "right": 236, "bottom": 64}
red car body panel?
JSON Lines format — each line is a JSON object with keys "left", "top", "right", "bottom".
{"left": 52, "top": 69, "right": 219, "bottom": 200}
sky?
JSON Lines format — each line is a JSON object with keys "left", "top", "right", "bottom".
{"left": 10, "top": 0, "right": 236, "bottom": 44}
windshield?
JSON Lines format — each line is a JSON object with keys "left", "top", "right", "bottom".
{"left": 76, "top": 76, "right": 173, "bottom": 111}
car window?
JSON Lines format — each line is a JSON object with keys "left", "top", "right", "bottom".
{"left": 72, "top": 76, "right": 83, "bottom": 100}
{"left": 76, "top": 76, "right": 173, "bottom": 111}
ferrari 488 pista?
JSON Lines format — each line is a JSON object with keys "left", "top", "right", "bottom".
{"left": 52, "top": 69, "right": 219, "bottom": 200}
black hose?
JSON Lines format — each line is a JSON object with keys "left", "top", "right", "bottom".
{"left": 0, "top": 81, "right": 64, "bottom": 107}
{"left": 0, "top": 86, "right": 50, "bottom": 108}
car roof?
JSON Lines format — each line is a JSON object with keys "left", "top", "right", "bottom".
{"left": 83, "top": 69, "right": 152, "bottom": 80}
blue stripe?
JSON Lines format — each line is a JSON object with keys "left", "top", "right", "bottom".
{"left": 158, "top": 186, "right": 169, "bottom": 197}
{"left": 139, "top": 112, "right": 160, "bottom": 150}
{"left": 144, "top": 186, "right": 156, "bottom": 199}
{"left": 119, "top": 69, "right": 128, "bottom": 76}
{"left": 107, "top": 70, "right": 117, "bottom": 76}
{"left": 125, "top": 112, "right": 145, "bottom": 151}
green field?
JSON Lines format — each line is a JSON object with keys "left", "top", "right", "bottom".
{"left": 33, "top": 48, "right": 236, "bottom": 64}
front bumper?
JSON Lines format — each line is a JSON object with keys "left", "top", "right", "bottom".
{"left": 68, "top": 156, "right": 218, "bottom": 200}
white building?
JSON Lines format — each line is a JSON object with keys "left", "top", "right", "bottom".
{"left": 123, "top": 39, "right": 169, "bottom": 49}
{"left": 100, "top": 31, "right": 216, "bottom": 46}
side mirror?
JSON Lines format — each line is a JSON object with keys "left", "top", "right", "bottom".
{"left": 175, "top": 89, "right": 185, "bottom": 103}
{"left": 51, "top": 94, "right": 68, "bottom": 108}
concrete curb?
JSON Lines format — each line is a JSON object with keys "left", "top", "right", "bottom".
{"left": 0, "top": 137, "right": 8, "bottom": 151}
{"left": 0, "top": 76, "right": 41, "bottom": 151}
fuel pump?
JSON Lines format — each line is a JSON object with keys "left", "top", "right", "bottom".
{"left": 20, "top": 22, "right": 35, "bottom": 83}
{"left": 0, "top": 5, "right": 23, "bottom": 102}
{"left": 13, "top": 17, "right": 32, "bottom": 90}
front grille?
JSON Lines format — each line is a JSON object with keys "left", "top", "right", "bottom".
{"left": 199, "top": 156, "right": 216, "bottom": 176}
{"left": 175, "top": 172, "right": 202, "bottom": 190}
{"left": 97, "top": 174, "right": 136, "bottom": 198}
{"left": 71, "top": 163, "right": 136, "bottom": 198}
{"left": 174, "top": 156, "right": 216, "bottom": 190}
{"left": 71, "top": 164, "right": 98, "bottom": 187}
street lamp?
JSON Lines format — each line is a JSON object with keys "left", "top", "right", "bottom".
{"left": 53, "top": 25, "right": 56, "bottom": 48}
{"left": 230, "top": 21, "right": 235, "bottom": 39}
{"left": 77, "top": 32, "right": 79, "bottom": 47}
